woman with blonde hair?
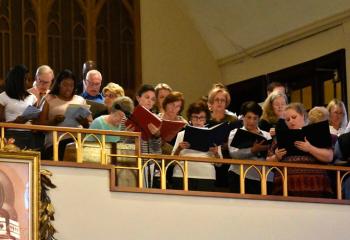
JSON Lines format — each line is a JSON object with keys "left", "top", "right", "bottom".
{"left": 308, "top": 106, "right": 329, "bottom": 124}
{"left": 326, "top": 99, "right": 348, "bottom": 136}
{"left": 90, "top": 82, "right": 125, "bottom": 118}
{"left": 267, "top": 103, "right": 333, "bottom": 197}
{"left": 207, "top": 83, "right": 237, "bottom": 124}
{"left": 259, "top": 91, "right": 288, "bottom": 136}
{"left": 102, "top": 83, "right": 125, "bottom": 110}
{"left": 207, "top": 83, "right": 238, "bottom": 191}
{"left": 155, "top": 83, "right": 172, "bottom": 114}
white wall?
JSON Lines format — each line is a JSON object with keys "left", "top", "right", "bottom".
{"left": 140, "top": 0, "right": 221, "bottom": 107}
{"left": 46, "top": 166, "right": 349, "bottom": 240}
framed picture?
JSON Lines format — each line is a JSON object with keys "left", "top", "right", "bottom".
{"left": 0, "top": 151, "right": 39, "bottom": 240}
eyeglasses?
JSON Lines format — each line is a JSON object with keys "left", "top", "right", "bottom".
{"left": 191, "top": 115, "right": 206, "bottom": 120}
{"left": 213, "top": 98, "right": 226, "bottom": 103}
{"left": 85, "top": 79, "right": 101, "bottom": 87}
{"left": 103, "top": 93, "right": 117, "bottom": 98}
{"left": 37, "top": 78, "right": 51, "bottom": 85}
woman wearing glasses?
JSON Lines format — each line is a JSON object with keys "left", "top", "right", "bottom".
{"left": 103, "top": 83, "right": 125, "bottom": 110}
{"left": 171, "top": 101, "right": 221, "bottom": 191}
{"left": 206, "top": 83, "right": 239, "bottom": 191}
{"left": 90, "top": 82, "right": 125, "bottom": 119}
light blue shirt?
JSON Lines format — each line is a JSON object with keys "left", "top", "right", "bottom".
{"left": 88, "top": 116, "right": 122, "bottom": 142}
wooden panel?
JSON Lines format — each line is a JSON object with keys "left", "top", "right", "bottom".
{"left": 336, "top": 81, "right": 342, "bottom": 99}
{"left": 324, "top": 79, "right": 334, "bottom": 105}
{"left": 302, "top": 86, "right": 312, "bottom": 110}
{"left": 290, "top": 89, "right": 301, "bottom": 103}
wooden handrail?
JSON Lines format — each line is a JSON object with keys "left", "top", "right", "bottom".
{"left": 3, "top": 122, "right": 350, "bottom": 203}
{"left": 0, "top": 122, "right": 141, "bottom": 137}
{"left": 139, "top": 153, "right": 350, "bottom": 171}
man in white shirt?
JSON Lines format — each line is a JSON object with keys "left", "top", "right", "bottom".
{"left": 28, "top": 65, "right": 54, "bottom": 109}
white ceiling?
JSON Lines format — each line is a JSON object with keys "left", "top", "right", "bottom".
{"left": 177, "top": 0, "right": 350, "bottom": 60}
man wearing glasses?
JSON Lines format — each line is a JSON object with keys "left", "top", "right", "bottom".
{"left": 81, "top": 69, "right": 104, "bottom": 104}
{"left": 28, "top": 65, "right": 54, "bottom": 109}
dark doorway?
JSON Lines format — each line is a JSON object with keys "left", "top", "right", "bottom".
{"left": 227, "top": 49, "right": 347, "bottom": 114}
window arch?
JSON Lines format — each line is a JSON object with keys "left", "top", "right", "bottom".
{"left": 0, "top": 0, "right": 140, "bottom": 92}
{"left": 97, "top": 0, "right": 136, "bottom": 93}
{"left": 48, "top": 0, "right": 86, "bottom": 77}
{"left": 0, "top": 0, "right": 37, "bottom": 86}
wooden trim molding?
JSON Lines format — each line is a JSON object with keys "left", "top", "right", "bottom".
{"left": 110, "top": 185, "right": 350, "bottom": 205}
{"left": 41, "top": 160, "right": 112, "bottom": 170}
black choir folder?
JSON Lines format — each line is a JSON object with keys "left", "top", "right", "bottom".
{"left": 183, "top": 122, "right": 230, "bottom": 152}
{"left": 230, "top": 128, "right": 272, "bottom": 149}
{"left": 276, "top": 120, "right": 332, "bottom": 156}
{"left": 126, "top": 105, "right": 186, "bottom": 141}
{"left": 86, "top": 100, "right": 107, "bottom": 118}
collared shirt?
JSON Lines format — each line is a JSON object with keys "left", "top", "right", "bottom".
{"left": 27, "top": 87, "right": 50, "bottom": 110}
{"left": 329, "top": 125, "right": 346, "bottom": 137}
{"left": 228, "top": 126, "right": 273, "bottom": 182}
{"left": 81, "top": 91, "right": 104, "bottom": 104}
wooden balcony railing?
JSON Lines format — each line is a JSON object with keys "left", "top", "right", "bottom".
{"left": 1, "top": 123, "right": 350, "bottom": 204}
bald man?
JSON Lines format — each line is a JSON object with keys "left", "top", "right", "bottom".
{"left": 28, "top": 65, "right": 54, "bottom": 109}
{"left": 81, "top": 69, "right": 104, "bottom": 103}
{"left": 77, "top": 60, "right": 97, "bottom": 95}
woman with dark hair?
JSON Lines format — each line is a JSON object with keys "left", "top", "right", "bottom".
{"left": 171, "top": 101, "right": 221, "bottom": 191}
{"left": 154, "top": 91, "right": 188, "bottom": 187}
{"left": 228, "top": 101, "right": 272, "bottom": 194}
{"left": 128, "top": 84, "right": 162, "bottom": 188}
{"left": 0, "top": 65, "right": 40, "bottom": 149}
{"left": 159, "top": 91, "right": 188, "bottom": 154}
{"left": 39, "top": 69, "right": 91, "bottom": 160}
{"left": 0, "top": 65, "right": 35, "bottom": 123}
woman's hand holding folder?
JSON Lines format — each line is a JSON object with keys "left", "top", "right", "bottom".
{"left": 294, "top": 137, "right": 312, "bottom": 153}
{"left": 173, "top": 141, "right": 190, "bottom": 155}
{"left": 267, "top": 147, "right": 287, "bottom": 162}
{"left": 251, "top": 140, "right": 269, "bottom": 155}
{"left": 148, "top": 123, "right": 161, "bottom": 137}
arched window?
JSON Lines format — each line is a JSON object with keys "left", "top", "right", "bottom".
{"left": 0, "top": 0, "right": 140, "bottom": 92}
{"left": 97, "top": 0, "right": 136, "bottom": 92}
{"left": 48, "top": 0, "right": 86, "bottom": 77}
{"left": 23, "top": 0, "right": 37, "bottom": 74}
{"left": 0, "top": 0, "right": 37, "bottom": 86}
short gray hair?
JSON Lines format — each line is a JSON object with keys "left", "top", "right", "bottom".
{"left": 35, "top": 65, "right": 54, "bottom": 77}
{"left": 85, "top": 69, "right": 102, "bottom": 81}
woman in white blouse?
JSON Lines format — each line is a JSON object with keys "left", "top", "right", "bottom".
{"left": 0, "top": 65, "right": 39, "bottom": 149}
{"left": 172, "top": 101, "right": 221, "bottom": 191}
{"left": 326, "top": 99, "right": 348, "bottom": 136}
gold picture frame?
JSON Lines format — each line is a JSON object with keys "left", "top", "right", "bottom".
{"left": 0, "top": 151, "right": 39, "bottom": 240}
